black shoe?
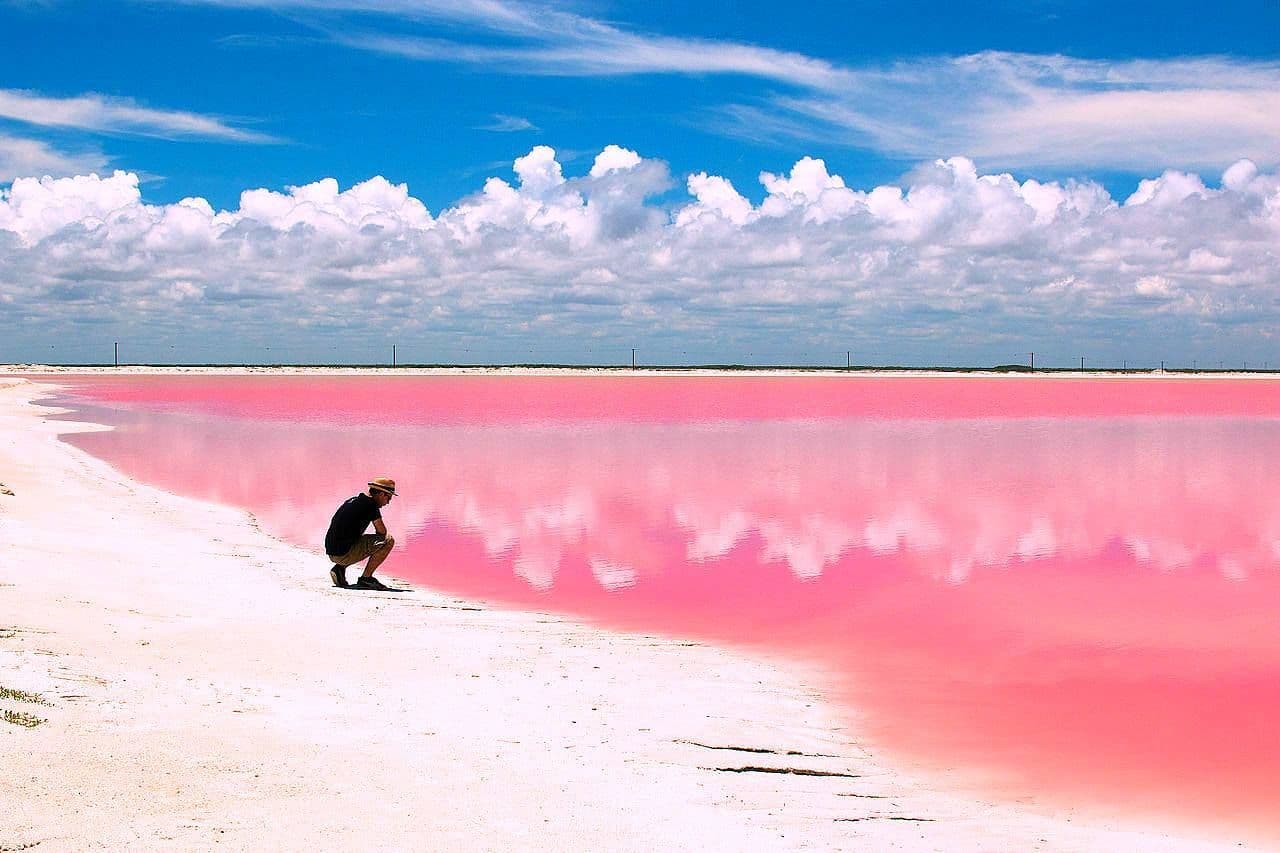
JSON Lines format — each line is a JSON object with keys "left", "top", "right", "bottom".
{"left": 330, "top": 564, "right": 348, "bottom": 588}
{"left": 354, "top": 575, "right": 390, "bottom": 591}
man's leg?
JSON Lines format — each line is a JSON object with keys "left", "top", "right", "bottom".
{"left": 360, "top": 536, "right": 395, "bottom": 578}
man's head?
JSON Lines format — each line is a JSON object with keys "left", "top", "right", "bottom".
{"left": 368, "top": 477, "right": 397, "bottom": 508}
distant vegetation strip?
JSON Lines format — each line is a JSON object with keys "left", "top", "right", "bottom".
{"left": 7, "top": 362, "right": 1278, "bottom": 373}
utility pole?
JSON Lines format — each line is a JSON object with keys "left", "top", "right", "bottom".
{"left": 847, "top": 350, "right": 851, "bottom": 369}
{"left": 392, "top": 344, "right": 397, "bottom": 367}
{"left": 1029, "top": 352, "right": 1034, "bottom": 370}
{"left": 1161, "top": 360, "right": 1165, "bottom": 373}
{"left": 1080, "top": 356, "right": 1085, "bottom": 371}
{"left": 114, "top": 341, "right": 118, "bottom": 367}
{"left": 631, "top": 348, "right": 636, "bottom": 369}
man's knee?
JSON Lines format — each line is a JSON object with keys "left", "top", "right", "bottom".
{"left": 380, "top": 535, "right": 395, "bottom": 553}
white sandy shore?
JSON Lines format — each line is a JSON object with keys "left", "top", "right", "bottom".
{"left": 0, "top": 376, "right": 1265, "bottom": 851}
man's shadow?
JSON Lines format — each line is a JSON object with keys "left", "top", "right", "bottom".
{"left": 347, "top": 583, "right": 413, "bottom": 593}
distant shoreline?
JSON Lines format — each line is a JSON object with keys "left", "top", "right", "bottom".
{"left": 4, "top": 363, "right": 1279, "bottom": 378}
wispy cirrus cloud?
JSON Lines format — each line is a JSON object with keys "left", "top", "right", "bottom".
{"left": 334, "top": 29, "right": 849, "bottom": 91}
{"left": 0, "top": 89, "right": 278, "bottom": 142}
{"left": 166, "top": 1, "right": 1280, "bottom": 173}
{"left": 753, "top": 52, "right": 1280, "bottom": 171}
{"left": 163, "top": 0, "right": 852, "bottom": 89}
{"left": 478, "top": 113, "right": 538, "bottom": 133}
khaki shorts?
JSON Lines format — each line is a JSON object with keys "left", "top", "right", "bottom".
{"left": 328, "top": 534, "right": 390, "bottom": 567}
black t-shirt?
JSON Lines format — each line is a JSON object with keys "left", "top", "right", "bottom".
{"left": 325, "top": 493, "right": 382, "bottom": 556}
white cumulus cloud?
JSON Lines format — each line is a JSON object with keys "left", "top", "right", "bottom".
{"left": 4, "top": 146, "right": 1280, "bottom": 363}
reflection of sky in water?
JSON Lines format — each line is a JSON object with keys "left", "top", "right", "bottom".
{"left": 47, "top": 376, "right": 1280, "bottom": 842}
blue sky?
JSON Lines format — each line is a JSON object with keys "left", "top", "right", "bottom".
{"left": 3, "top": 0, "right": 1280, "bottom": 365}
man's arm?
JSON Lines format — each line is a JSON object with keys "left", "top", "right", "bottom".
{"left": 373, "top": 517, "right": 388, "bottom": 537}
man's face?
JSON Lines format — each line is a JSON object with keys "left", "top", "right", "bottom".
{"left": 374, "top": 490, "right": 393, "bottom": 508}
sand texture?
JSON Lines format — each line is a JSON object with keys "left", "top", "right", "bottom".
{"left": 0, "top": 377, "right": 1262, "bottom": 851}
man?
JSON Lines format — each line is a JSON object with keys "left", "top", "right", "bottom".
{"left": 325, "top": 477, "right": 397, "bottom": 590}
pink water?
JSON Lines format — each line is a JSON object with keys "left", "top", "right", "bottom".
{"left": 40, "top": 375, "right": 1280, "bottom": 841}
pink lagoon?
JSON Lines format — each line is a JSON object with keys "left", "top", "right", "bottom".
{"left": 39, "top": 373, "right": 1280, "bottom": 843}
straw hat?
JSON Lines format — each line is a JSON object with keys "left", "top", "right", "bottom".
{"left": 368, "top": 477, "right": 397, "bottom": 496}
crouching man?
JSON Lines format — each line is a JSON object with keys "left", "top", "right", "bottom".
{"left": 326, "top": 477, "right": 397, "bottom": 590}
